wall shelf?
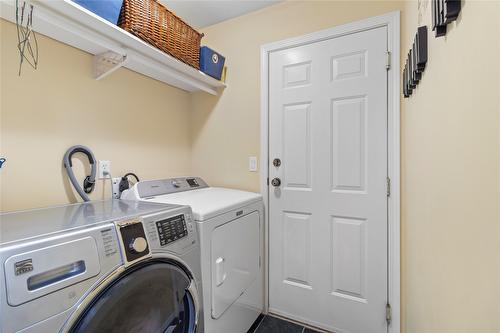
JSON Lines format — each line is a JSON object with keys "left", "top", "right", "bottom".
{"left": 0, "top": 0, "right": 226, "bottom": 95}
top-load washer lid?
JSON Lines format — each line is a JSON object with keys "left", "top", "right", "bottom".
{"left": 121, "top": 177, "right": 263, "bottom": 221}
{"left": 145, "top": 187, "right": 262, "bottom": 221}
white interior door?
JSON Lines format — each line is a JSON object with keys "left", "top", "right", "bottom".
{"left": 268, "top": 26, "right": 388, "bottom": 333}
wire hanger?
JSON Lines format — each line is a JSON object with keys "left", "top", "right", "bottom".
{"left": 16, "top": 0, "right": 39, "bottom": 76}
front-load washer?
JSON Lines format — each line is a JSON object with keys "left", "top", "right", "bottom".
{"left": 0, "top": 199, "right": 203, "bottom": 333}
{"left": 122, "top": 177, "right": 264, "bottom": 333}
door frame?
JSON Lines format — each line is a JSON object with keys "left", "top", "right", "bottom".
{"left": 260, "top": 11, "right": 401, "bottom": 333}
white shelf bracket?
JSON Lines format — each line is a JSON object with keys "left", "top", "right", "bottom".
{"left": 93, "top": 51, "right": 127, "bottom": 80}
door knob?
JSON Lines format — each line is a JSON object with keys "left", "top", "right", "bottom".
{"left": 271, "top": 178, "right": 281, "bottom": 187}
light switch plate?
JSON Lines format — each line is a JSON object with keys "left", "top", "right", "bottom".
{"left": 249, "top": 156, "right": 258, "bottom": 172}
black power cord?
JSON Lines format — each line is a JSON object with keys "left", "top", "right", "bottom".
{"left": 119, "top": 172, "right": 140, "bottom": 194}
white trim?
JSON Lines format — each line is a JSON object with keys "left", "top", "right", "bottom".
{"left": 260, "top": 11, "right": 401, "bottom": 333}
{"left": 260, "top": 32, "right": 271, "bottom": 317}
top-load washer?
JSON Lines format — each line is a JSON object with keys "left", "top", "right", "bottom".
{"left": 0, "top": 199, "right": 203, "bottom": 333}
{"left": 122, "top": 177, "right": 264, "bottom": 333}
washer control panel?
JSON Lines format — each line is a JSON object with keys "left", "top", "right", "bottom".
{"left": 116, "top": 219, "right": 151, "bottom": 265}
{"left": 145, "top": 207, "right": 197, "bottom": 252}
{"left": 136, "top": 177, "right": 208, "bottom": 198}
{"left": 155, "top": 214, "right": 188, "bottom": 246}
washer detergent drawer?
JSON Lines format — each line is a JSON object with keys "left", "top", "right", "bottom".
{"left": 211, "top": 211, "right": 260, "bottom": 319}
{"left": 4, "top": 237, "right": 100, "bottom": 306}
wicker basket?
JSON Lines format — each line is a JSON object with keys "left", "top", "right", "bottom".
{"left": 118, "top": 0, "right": 203, "bottom": 69}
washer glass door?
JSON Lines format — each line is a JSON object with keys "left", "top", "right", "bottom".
{"left": 70, "top": 261, "right": 196, "bottom": 333}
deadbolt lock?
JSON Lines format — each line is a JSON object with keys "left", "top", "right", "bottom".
{"left": 271, "top": 178, "right": 281, "bottom": 187}
{"left": 273, "top": 158, "right": 281, "bottom": 167}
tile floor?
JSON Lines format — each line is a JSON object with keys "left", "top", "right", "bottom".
{"left": 252, "top": 315, "right": 324, "bottom": 333}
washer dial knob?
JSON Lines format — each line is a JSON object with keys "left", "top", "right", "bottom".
{"left": 129, "top": 237, "right": 148, "bottom": 253}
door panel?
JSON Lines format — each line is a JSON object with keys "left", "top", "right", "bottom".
{"left": 283, "top": 103, "right": 312, "bottom": 189}
{"left": 211, "top": 211, "right": 260, "bottom": 319}
{"left": 269, "top": 26, "right": 388, "bottom": 333}
{"left": 331, "top": 51, "right": 367, "bottom": 80}
{"left": 284, "top": 61, "right": 311, "bottom": 88}
{"left": 282, "top": 211, "right": 312, "bottom": 289}
{"left": 331, "top": 216, "right": 367, "bottom": 302}
{"left": 331, "top": 96, "right": 366, "bottom": 192}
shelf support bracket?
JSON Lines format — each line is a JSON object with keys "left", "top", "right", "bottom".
{"left": 93, "top": 51, "right": 127, "bottom": 80}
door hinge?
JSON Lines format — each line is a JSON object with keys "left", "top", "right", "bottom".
{"left": 386, "top": 303, "right": 392, "bottom": 326}
{"left": 386, "top": 51, "right": 391, "bottom": 70}
{"left": 267, "top": 177, "right": 269, "bottom": 186}
{"left": 387, "top": 177, "right": 391, "bottom": 197}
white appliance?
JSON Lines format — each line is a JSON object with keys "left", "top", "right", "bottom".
{"left": 122, "top": 177, "right": 264, "bottom": 333}
{"left": 0, "top": 200, "right": 203, "bottom": 333}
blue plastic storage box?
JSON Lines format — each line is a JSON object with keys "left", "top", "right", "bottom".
{"left": 73, "top": 0, "right": 123, "bottom": 25}
{"left": 200, "top": 46, "right": 225, "bottom": 80}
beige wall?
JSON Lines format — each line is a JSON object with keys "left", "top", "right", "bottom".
{"left": 401, "top": 1, "right": 500, "bottom": 332}
{"left": 0, "top": 19, "right": 192, "bottom": 211}
{"left": 193, "top": 1, "right": 500, "bottom": 332}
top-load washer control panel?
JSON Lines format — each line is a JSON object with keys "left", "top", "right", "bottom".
{"left": 135, "top": 177, "right": 209, "bottom": 198}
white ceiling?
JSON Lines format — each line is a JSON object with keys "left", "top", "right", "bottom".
{"left": 159, "top": 0, "right": 282, "bottom": 29}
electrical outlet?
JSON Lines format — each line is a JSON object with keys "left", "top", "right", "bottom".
{"left": 249, "top": 156, "right": 258, "bottom": 172}
{"left": 98, "top": 160, "right": 111, "bottom": 179}
{"left": 112, "top": 177, "right": 121, "bottom": 199}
